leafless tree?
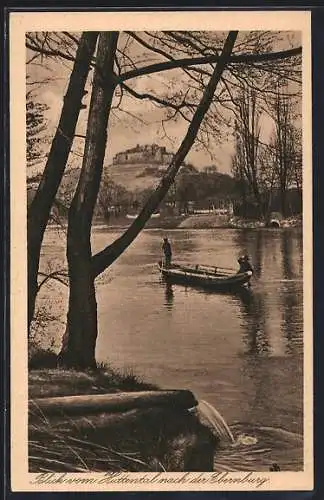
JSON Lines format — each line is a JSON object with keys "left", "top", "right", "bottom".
{"left": 26, "top": 30, "right": 301, "bottom": 152}
{"left": 231, "top": 88, "right": 264, "bottom": 217}
{"left": 231, "top": 133, "right": 248, "bottom": 216}
{"left": 26, "top": 30, "right": 302, "bottom": 367}
{"left": 267, "top": 82, "right": 302, "bottom": 216}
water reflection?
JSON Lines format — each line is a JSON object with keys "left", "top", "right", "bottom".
{"left": 238, "top": 289, "right": 270, "bottom": 356}
{"left": 281, "top": 230, "right": 294, "bottom": 279}
{"left": 42, "top": 227, "right": 304, "bottom": 447}
{"left": 164, "top": 282, "right": 174, "bottom": 310}
{"left": 281, "top": 289, "right": 303, "bottom": 356}
{"left": 161, "top": 279, "right": 272, "bottom": 357}
{"left": 280, "top": 231, "right": 303, "bottom": 355}
{"left": 253, "top": 230, "right": 264, "bottom": 280}
{"left": 232, "top": 229, "right": 303, "bottom": 357}
{"left": 172, "top": 232, "right": 199, "bottom": 255}
{"left": 235, "top": 230, "right": 264, "bottom": 279}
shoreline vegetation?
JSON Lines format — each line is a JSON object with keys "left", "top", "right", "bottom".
{"left": 29, "top": 350, "right": 220, "bottom": 473}
{"left": 48, "top": 213, "right": 303, "bottom": 232}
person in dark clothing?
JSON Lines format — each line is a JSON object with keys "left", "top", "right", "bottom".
{"left": 162, "top": 237, "right": 172, "bottom": 267}
{"left": 238, "top": 255, "right": 253, "bottom": 274}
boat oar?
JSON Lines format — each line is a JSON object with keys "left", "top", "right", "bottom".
{"left": 199, "top": 264, "right": 237, "bottom": 270}
{"left": 193, "top": 264, "right": 238, "bottom": 273}
{"left": 175, "top": 262, "right": 237, "bottom": 272}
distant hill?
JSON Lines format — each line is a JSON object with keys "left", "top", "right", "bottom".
{"left": 27, "top": 164, "right": 166, "bottom": 214}
{"left": 27, "top": 161, "right": 239, "bottom": 216}
{"left": 107, "top": 163, "right": 162, "bottom": 193}
{"left": 27, "top": 161, "right": 197, "bottom": 197}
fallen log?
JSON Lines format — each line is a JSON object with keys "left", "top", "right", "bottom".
{"left": 29, "top": 390, "right": 198, "bottom": 420}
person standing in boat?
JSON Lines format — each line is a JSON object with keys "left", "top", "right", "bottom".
{"left": 162, "top": 237, "right": 172, "bottom": 267}
{"left": 238, "top": 255, "right": 253, "bottom": 274}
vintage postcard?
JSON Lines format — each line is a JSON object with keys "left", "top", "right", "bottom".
{"left": 10, "top": 10, "right": 313, "bottom": 492}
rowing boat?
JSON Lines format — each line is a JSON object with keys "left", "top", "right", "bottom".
{"left": 158, "top": 262, "right": 252, "bottom": 291}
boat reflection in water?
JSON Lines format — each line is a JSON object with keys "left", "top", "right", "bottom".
{"left": 164, "top": 282, "right": 175, "bottom": 310}
{"left": 237, "top": 287, "right": 270, "bottom": 356}
{"left": 161, "top": 275, "right": 253, "bottom": 309}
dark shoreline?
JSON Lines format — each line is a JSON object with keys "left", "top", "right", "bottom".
{"left": 48, "top": 214, "right": 303, "bottom": 232}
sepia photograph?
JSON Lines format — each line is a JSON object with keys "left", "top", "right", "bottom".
{"left": 10, "top": 10, "right": 313, "bottom": 492}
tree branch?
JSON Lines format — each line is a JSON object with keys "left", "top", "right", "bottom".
{"left": 91, "top": 31, "right": 239, "bottom": 277}
{"left": 121, "top": 82, "right": 190, "bottom": 111}
{"left": 25, "top": 39, "right": 76, "bottom": 62}
{"left": 120, "top": 46, "right": 301, "bottom": 82}
{"left": 37, "top": 270, "right": 69, "bottom": 292}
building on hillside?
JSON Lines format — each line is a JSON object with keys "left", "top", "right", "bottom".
{"left": 203, "top": 165, "right": 218, "bottom": 174}
{"left": 113, "top": 144, "right": 173, "bottom": 167}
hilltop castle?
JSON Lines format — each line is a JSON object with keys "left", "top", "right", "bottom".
{"left": 113, "top": 143, "right": 173, "bottom": 167}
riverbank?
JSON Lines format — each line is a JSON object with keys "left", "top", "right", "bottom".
{"left": 49, "top": 213, "right": 302, "bottom": 232}
{"left": 29, "top": 357, "right": 219, "bottom": 473}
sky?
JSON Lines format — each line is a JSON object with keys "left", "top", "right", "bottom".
{"left": 29, "top": 54, "right": 235, "bottom": 174}
{"left": 27, "top": 31, "right": 301, "bottom": 176}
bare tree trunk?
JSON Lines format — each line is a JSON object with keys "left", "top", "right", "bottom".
{"left": 27, "top": 32, "right": 98, "bottom": 330}
{"left": 268, "top": 83, "right": 297, "bottom": 218}
{"left": 60, "top": 32, "right": 119, "bottom": 369}
{"left": 60, "top": 31, "right": 237, "bottom": 369}
{"left": 92, "top": 31, "right": 238, "bottom": 278}
{"left": 233, "top": 88, "right": 263, "bottom": 218}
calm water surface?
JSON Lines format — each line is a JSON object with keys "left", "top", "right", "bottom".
{"left": 40, "top": 227, "right": 304, "bottom": 471}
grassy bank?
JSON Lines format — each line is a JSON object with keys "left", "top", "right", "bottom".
{"left": 28, "top": 344, "right": 158, "bottom": 398}
{"left": 29, "top": 368, "right": 163, "bottom": 473}
{"left": 29, "top": 350, "right": 217, "bottom": 473}
{"left": 29, "top": 367, "right": 158, "bottom": 398}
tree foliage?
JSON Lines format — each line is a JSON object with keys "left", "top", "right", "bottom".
{"left": 97, "top": 175, "right": 132, "bottom": 220}
{"left": 26, "top": 93, "right": 49, "bottom": 168}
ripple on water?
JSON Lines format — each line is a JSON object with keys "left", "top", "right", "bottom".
{"left": 214, "top": 423, "right": 303, "bottom": 472}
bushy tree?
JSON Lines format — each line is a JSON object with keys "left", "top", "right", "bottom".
{"left": 97, "top": 175, "right": 132, "bottom": 220}
{"left": 26, "top": 95, "right": 49, "bottom": 168}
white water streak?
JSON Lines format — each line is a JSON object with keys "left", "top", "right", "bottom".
{"left": 197, "top": 400, "right": 235, "bottom": 444}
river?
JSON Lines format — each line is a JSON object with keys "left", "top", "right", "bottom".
{"left": 38, "top": 226, "right": 304, "bottom": 471}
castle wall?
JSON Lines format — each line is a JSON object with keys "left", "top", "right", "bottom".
{"left": 113, "top": 145, "right": 173, "bottom": 166}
